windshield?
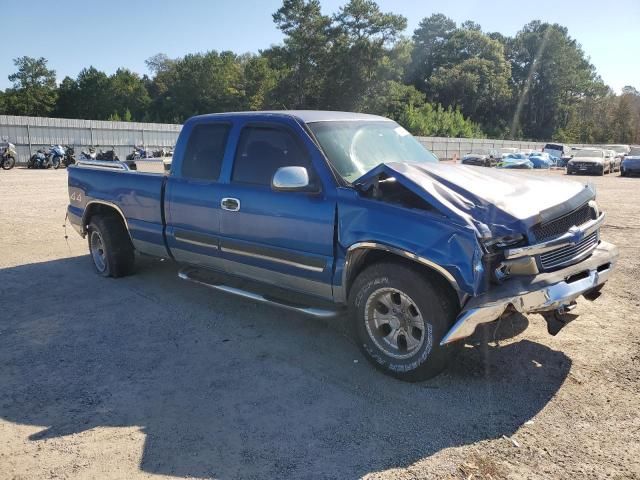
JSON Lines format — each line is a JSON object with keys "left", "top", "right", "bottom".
{"left": 307, "top": 121, "right": 438, "bottom": 182}
{"left": 575, "top": 149, "right": 603, "bottom": 158}
{"left": 506, "top": 153, "right": 528, "bottom": 159}
{"left": 629, "top": 147, "right": 640, "bottom": 156}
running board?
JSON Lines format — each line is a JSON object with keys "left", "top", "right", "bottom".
{"left": 178, "top": 267, "right": 341, "bottom": 319}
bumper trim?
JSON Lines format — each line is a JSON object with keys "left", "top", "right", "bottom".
{"left": 440, "top": 241, "right": 618, "bottom": 345}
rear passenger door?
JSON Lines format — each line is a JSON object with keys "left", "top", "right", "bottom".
{"left": 217, "top": 122, "right": 335, "bottom": 300}
{"left": 164, "top": 121, "right": 231, "bottom": 269}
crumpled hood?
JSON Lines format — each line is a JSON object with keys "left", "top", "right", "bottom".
{"left": 355, "top": 162, "right": 595, "bottom": 238}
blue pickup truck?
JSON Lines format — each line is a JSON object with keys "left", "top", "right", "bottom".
{"left": 67, "top": 111, "right": 618, "bottom": 381}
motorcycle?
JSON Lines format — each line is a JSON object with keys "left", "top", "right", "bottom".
{"left": 79, "top": 146, "right": 97, "bottom": 161}
{"left": 126, "top": 145, "right": 149, "bottom": 160}
{"left": 0, "top": 141, "right": 17, "bottom": 170}
{"left": 27, "top": 148, "right": 49, "bottom": 169}
{"left": 96, "top": 147, "right": 119, "bottom": 161}
{"left": 152, "top": 147, "right": 169, "bottom": 158}
{"left": 62, "top": 145, "right": 76, "bottom": 167}
{"left": 48, "top": 144, "right": 66, "bottom": 169}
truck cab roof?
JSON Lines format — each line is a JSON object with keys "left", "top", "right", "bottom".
{"left": 189, "top": 110, "right": 392, "bottom": 124}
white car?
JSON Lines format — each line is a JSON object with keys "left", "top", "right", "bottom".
{"left": 566, "top": 148, "right": 610, "bottom": 175}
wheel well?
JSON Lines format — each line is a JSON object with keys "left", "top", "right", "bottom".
{"left": 345, "top": 249, "right": 461, "bottom": 307}
{"left": 83, "top": 203, "right": 129, "bottom": 238}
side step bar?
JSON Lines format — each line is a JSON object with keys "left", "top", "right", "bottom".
{"left": 178, "top": 267, "right": 341, "bottom": 319}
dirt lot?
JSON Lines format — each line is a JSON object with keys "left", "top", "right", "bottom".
{"left": 0, "top": 167, "right": 639, "bottom": 480}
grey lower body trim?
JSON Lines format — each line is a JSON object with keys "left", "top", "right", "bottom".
{"left": 219, "top": 257, "right": 333, "bottom": 300}
{"left": 132, "top": 239, "right": 169, "bottom": 258}
{"left": 178, "top": 267, "right": 340, "bottom": 318}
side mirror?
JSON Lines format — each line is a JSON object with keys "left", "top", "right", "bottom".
{"left": 271, "top": 166, "right": 315, "bottom": 192}
{"left": 272, "top": 166, "right": 313, "bottom": 192}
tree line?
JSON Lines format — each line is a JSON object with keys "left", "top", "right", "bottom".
{"left": 1, "top": 0, "right": 638, "bottom": 143}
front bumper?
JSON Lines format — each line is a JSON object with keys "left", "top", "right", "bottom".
{"left": 567, "top": 162, "right": 603, "bottom": 174}
{"left": 441, "top": 241, "right": 618, "bottom": 345}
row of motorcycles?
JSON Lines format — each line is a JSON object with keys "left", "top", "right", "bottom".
{"left": 126, "top": 145, "right": 173, "bottom": 161}
{"left": 27, "top": 145, "right": 120, "bottom": 169}
{"left": 1, "top": 141, "right": 172, "bottom": 170}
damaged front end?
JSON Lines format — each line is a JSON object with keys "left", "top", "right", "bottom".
{"left": 352, "top": 162, "right": 619, "bottom": 344}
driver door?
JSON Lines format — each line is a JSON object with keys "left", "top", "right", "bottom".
{"left": 217, "top": 122, "right": 335, "bottom": 299}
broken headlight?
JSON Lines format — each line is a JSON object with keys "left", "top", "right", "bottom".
{"left": 482, "top": 234, "right": 525, "bottom": 252}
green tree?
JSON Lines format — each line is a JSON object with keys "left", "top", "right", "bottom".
{"left": 241, "top": 54, "right": 279, "bottom": 110}
{"left": 321, "top": 0, "right": 408, "bottom": 111}
{"left": 397, "top": 103, "right": 484, "bottom": 138}
{"left": 3, "top": 56, "right": 57, "bottom": 116}
{"left": 268, "top": 0, "right": 331, "bottom": 108}
{"left": 151, "top": 51, "right": 245, "bottom": 122}
{"left": 407, "top": 14, "right": 457, "bottom": 91}
{"left": 428, "top": 29, "right": 512, "bottom": 135}
{"left": 109, "top": 68, "right": 151, "bottom": 120}
{"left": 509, "top": 21, "right": 605, "bottom": 139}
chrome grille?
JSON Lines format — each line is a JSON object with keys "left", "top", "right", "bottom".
{"left": 532, "top": 204, "right": 592, "bottom": 241}
{"left": 539, "top": 231, "right": 599, "bottom": 270}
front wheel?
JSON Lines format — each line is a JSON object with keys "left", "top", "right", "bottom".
{"left": 1, "top": 156, "right": 16, "bottom": 170}
{"left": 52, "top": 157, "right": 61, "bottom": 169}
{"left": 348, "top": 261, "right": 459, "bottom": 381}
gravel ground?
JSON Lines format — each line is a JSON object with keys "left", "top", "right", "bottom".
{"left": 0, "top": 167, "right": 638, "bottom": 480}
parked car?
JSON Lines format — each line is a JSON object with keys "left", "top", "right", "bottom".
{"left": 621, "top": 146, "right": 640, "bottom": 177}
{"left": 606, "top": 144, "right": 630, "bottom": 168}
{"left": 461, "top": 153, "right": 494, "bottom": 167}
{"left": 605, "top": 149, "right": 620, "bottom": 173}
{"left": 497, "top": 153, "right": 534, "bottom": 169}
{"left": 67, "top": 110, "right": 618, "bottom": 381}
{"left": 567, "top": 149, "right": 610, "bottom": 175}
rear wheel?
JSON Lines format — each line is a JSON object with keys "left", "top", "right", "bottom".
{"left": 87, "top": 215, "right": 135, "bottom": 277}
{"left": 348, "top": 261, "right": 459, "bottom": 381}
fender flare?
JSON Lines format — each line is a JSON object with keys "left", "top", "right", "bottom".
{"left": 338, "top": 241, "right": 467, "bottom": 306}
{"left": 82, "top": 200, "right": 133, "bottom": 243}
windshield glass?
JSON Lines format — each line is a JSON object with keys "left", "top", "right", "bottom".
{"left": 629, "top": 147, "right": 640, "bottom": 156}
{"left": 575, "top": 149, "right": 603, "bottom": 158}
{"left": 307, "top": 121, "right": 438, "bottom": 182}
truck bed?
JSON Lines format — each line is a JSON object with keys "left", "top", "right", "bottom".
{"left": 68, "top": 166, "right": 168, "bottom": 257}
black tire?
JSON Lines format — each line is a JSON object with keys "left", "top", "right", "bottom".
{"left": 599, "top": 166, "right": 605, "bottom": 176}
{"left": 86, "top": 215, "right": 135, "bottom": 278}
{"left": 348, "top": 261, "right": 460, "bottom": 381}
{"left": 52, "top": 157, "right": 61, "bottom": 169}
{"left": 1, "top": 156, "right": 15, "bottom": 170}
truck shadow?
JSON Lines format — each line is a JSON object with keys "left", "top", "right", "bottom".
{"left": 0, "top": 256, "right": 571, "bottom": 479}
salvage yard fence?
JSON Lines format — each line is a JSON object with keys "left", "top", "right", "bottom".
{"left": 0, "top": 115, "right": 181, "bottom": 164}
{"left": 1, "top": 114, "right": 574, "bottom": 165}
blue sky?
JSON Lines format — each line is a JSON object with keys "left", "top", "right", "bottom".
{"left": 1, "top": 0, "right": 638, "bottom": 93}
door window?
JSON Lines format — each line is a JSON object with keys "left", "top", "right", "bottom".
{"left": 181, "top": 123, "right": 230, "bottom": 180}
{"left": 232, "top": 125, "right": 312, "bottom": 186}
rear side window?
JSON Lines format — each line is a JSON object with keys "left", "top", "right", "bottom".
{"left": 232, "top": 125, "right": 311, "bottom": 186}
{"left": 181, "top": 123, "right": 230, "bottom": 180}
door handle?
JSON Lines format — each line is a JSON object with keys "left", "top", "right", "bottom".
{"left": 221, "top": 197, "right": 240, "bottom": 212}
